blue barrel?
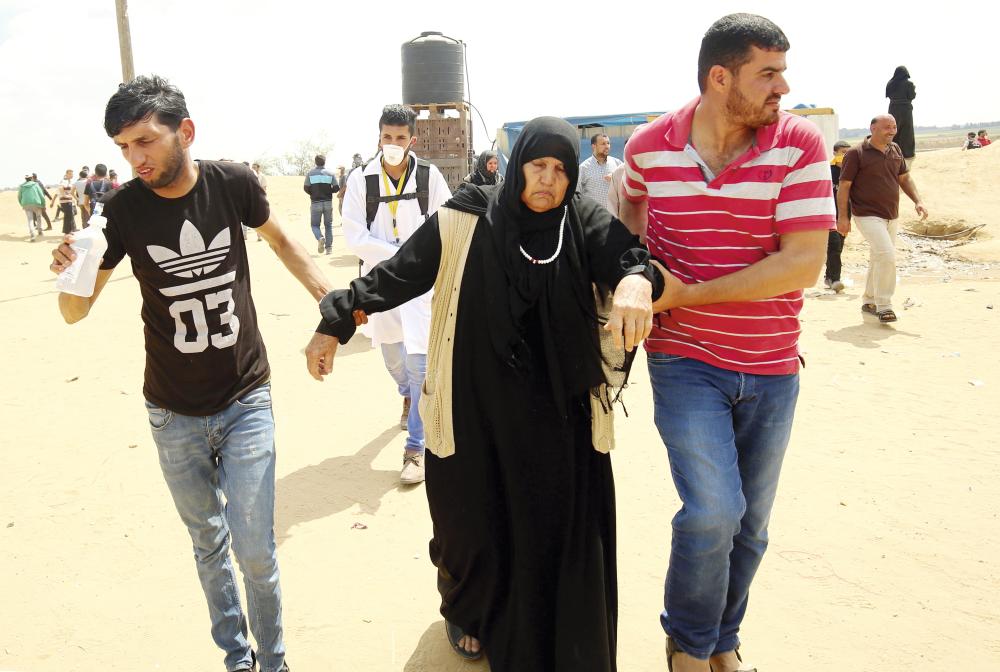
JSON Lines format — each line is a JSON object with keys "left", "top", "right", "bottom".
{"left": 401, "top": 32, "right": 465, "bottom": 105}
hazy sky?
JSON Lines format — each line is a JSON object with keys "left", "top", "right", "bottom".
{"left": 1, "top": 0, "right": 996, "bottom": 187}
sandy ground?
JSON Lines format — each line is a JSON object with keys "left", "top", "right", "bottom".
{"left": 1, "top": 147, "right": 999, "bottom": 671}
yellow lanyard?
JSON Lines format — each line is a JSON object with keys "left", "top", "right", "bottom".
{"left": 380, "top": 165, "right": 409, "bottom": 243}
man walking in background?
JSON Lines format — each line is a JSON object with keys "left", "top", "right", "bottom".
{"left": 73, "top": 168, "right": 90, "bottom": 224}
{"left": 824, "top": 140, "right": 851, "bottom": 293}
{"left": 304, "top": 154, "right": 339, "bottom": 254}
{"left": 31, "top": 173, "right": 55, "bottom": 230}
{"left": 84, "top": 164, "right": 114, "bottom": 227}
{"left": 18, "top": 173, "right": 47, "bottom": 241}
{"left": 837, "top": 114, "right": 928, "bottom": 324}
{"left": 52, "top": 168, "right": 77, "bottom": 234}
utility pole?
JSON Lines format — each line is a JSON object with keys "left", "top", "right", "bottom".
{"left": 115, "top": 0, "right": 135, "bottom": 84}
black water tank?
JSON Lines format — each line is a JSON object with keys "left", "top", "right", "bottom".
{"left": 401, "top": 32, "right": 465, "bottom": 105}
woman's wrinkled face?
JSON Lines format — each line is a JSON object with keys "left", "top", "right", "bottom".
{"left": 520, "top": 157, "right": 569, "bottom": 213}
{"left": 486, "top": 157, "right": 498, "bottom": 174}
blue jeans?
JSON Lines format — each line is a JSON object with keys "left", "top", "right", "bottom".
{"left": 145, "top": 383, "right": 286, "bottom": 672}
{"left": 647, "top": 354, "right": 799, "bottom": 659}
{"left": 380, "top": 342, "right": 426, "bottom": 453}
{"left": 310, "top": 200, "right": 333, "bottom": 250}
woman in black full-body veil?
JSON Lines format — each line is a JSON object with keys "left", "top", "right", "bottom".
{"left": 886, "top": 66, "right": 917, "bottom": 162}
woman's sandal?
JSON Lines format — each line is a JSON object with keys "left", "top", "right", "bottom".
{"left": 445, "top": 620, "right": 483, "bottom": 661}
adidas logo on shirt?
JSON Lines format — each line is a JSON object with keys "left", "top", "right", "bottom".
{"left": 147, "top": 220, "right": 230, "bottom": 278}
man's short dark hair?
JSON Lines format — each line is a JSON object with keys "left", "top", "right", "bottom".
{"left": 379, "top": 104, "right": 417, "bottom": 135}
{"left": 315, "top": 154, "right": 326, "bottom": 167}
{"left": 104, "top": 75, "right": 190, "bottom": 137}
{"left": 978, "top": 130, "right": 988, "bottom": 135}
{"left": 697, "top": 14, "right": 790, "bottom": 92}
{"left": 94, "top": 163, "right": 108, "bottom": 177}
{"left": 591, "top": 133, "right": 610, "bottom": 146}
{"left": 968, "top": 132, "right": 977, "bottom": 138}
{"left": 79, "top": 169, "right": 88, "bottom": 178}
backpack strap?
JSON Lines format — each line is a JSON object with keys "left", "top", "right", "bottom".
{"left": 415, "top": 159, "right": 430, "bottom": 219}
{"left": 363, "top": 157, "right": 433, "bottom": 229}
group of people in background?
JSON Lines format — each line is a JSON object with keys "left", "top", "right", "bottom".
{"left": 963, "top": 129, "right": 992, "bottom": 150}
{"left": 17, "top": 165, "right": 117, "bottom": 240}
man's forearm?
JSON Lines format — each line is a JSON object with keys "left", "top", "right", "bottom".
{"left": 272, "top": 239, "right": 332, "bottom": 302}
{"left": 58, "top": 293, "right": 93, "bottom": 324}
{"left": 654, "top": 231, "right": 827, "bottom": 311}
{"left": 899, "top": 176, "right": 922, "bottom": 205}
{"left": 836, "top": 183, "right": 851, "bottom": 219}
{"left": 618, "top": 193, "right": 648, "bottom": 240}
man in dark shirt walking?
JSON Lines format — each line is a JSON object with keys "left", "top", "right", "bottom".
{"left": 837, "top": 114, "right": 928, "bottom": 323}
{"left": 304, "top": 154, "right": 339, "bottom": 254}
{"left": 49, "top": 75, "right": 333, "bottom": 672}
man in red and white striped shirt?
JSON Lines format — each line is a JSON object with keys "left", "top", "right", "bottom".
{"left": 619, "top": 14, "right": 833, "bottom": 672}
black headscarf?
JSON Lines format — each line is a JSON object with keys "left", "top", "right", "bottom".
{"left": 467, "top": 116, "right": 606, "bottom": 418}
{"left": 886, "top": 66, "right": 915, "bottom": 101}
{"left": 468, "top": 150, "right": 503, "bottom": 186}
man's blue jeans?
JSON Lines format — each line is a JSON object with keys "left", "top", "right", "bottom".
{"left": 380, "top": 342, "right": 426, "bottom": 453}
{"left": 145, "top": 383, "right": 286, "bottom": 672}
{"left": 310, "top": 200, "right": 333, "bottom": 251}
{"left": 647, "top": 354, "right": 799, "bottom": 659}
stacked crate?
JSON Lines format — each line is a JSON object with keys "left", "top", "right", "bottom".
{"left": 412, "top": 102, "right": 473, "bottom": 192}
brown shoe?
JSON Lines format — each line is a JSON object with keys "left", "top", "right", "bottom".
{"left": 400, "top": 396, "right": 411, "bottom": 430}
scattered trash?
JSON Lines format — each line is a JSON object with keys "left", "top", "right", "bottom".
{"left": 65, "top": 376, "right": 78, "bottom": 383}
{"left": 902, "top": 297, "right": 920, "bottom": 309}
{"left": 269, "top": 312, "right": 290, "bottom": 318}
{"left": 6, "top": 522, "right": 13, "bottom": 528}
{"left": 941, "top": 352, "right": 961, "bottom": 358}
{"left": 351, "top": 522, "right": 368, "bottom": 530}
{"left": 362, "top": 619, "right": 372, "bottom": 623}
{"left": 988, "top": 304, "right": 994, "bottom": 310}
{"left": 840, "top": 502, "right": 847, "bottom": 507}
{"left": 969, "top": 380, "right": 985, "bottom": 387}
{"left": 128, "top": 444, "right": 137, "bottom": 449}
{"left": 942, "top": 276, "right": 952, "bottom": 283}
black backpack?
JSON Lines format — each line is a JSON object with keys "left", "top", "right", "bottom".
{"left": 88, "top": 178, "right": 113, "bottom": 212}
{"left": 361, "top": 157, "right": 431, "bottom": 228}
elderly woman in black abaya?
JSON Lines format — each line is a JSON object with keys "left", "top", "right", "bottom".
{"left": 304, "top": 117, "right": 662, "bottom": 671}
{"left": 886, "top": 66, "right": 916, "bottom": 163}
{"left": 464, "top": 149, "right": 504, "bottom": 186}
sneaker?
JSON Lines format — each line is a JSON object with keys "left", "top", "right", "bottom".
{"left": 823, "top": 277, "right": 832, "bottom": 289}
{"left": 317, "top": 236, "right": 325, "bottom": 253}
{"left": 400, "top": 396, "right": 411, "bottom": 430}
{"left": 324, "top": 247, "right": 332, "bottom": 255}
{"left": 831, "top": 280, "right": 845, "bottom": 293}
{"left": 400, "top": 453, "right": 425, "bottom": 484}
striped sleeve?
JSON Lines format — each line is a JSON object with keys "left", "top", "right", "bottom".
{"left": 774, "top": 124, "right": 835, "bottom": 234}
{"left": 622, "top": 136, "right": 648, "bottom": 203}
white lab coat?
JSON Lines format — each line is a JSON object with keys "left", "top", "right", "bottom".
{"left": 342, "top": 152, "right": 451, "bottom": 353}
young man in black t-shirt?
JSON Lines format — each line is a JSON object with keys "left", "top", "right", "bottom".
{"left": 50, "top": 75, "right": 333, "bottom": 672}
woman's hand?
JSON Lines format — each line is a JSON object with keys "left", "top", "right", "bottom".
{"left": 605, "top": 274, "right": 653, "bottom": 352}
{"left": 305, "top": 332, "right": 339, "bottom": 381}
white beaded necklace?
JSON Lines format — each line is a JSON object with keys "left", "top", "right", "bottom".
{"left": 519, "top": 206, "right": 567, "bottom": 265}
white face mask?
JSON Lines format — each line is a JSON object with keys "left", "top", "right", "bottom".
{"left": 381, "top": 144, "right": 407, "bottom": 167}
